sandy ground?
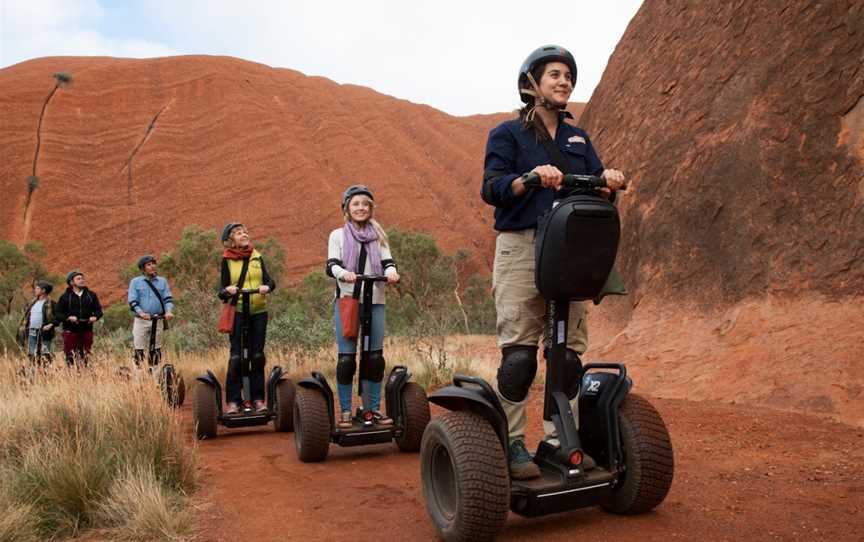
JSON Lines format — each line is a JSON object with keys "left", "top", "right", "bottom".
{"left": 188, "top": 390, "right": 864, "bottom": 541}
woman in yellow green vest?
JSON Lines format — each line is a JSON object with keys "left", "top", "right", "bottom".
{"left": 218, "top": 222, "right": 276, "bottom": 415}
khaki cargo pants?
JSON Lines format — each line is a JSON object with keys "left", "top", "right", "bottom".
{"left": 492, "top": 229, "right": 588, "bottom": 443}
{"left": 133, "top": 317, "right": 165, "bottom": 350}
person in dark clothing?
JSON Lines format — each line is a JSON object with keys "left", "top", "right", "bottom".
{"left": 18, "top": 280, "right": 57, "bottom": 366}
{"left": 481, "top": 45, "right": 627, "bottom": 480}
{"left": 54, "top": 271, "right": 103, "bottom": 367}
{"left": 217, "top": 223, "right": 276, "bottom": 414}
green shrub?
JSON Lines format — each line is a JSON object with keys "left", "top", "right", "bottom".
{"left": 102, "top": 302, "right": 132, "bottom": 332}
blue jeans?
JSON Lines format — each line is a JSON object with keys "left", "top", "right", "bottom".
{"left": 28, "top": 330, "right": 52, "bottom": 356}
{"left": 334, "top": 302, "right": 386, "bottom": 412}
{"left": 334, "top": 302, "right": 385, "bottom": 354}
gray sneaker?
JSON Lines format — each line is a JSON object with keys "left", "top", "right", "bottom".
{"left": 509, "top": 439, "right": 541, "bottom": 480}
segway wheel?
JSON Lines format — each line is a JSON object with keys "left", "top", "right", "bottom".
{"left": 421, "top": 411, "right": 509, "bottom": 542}
{"left": 394, "top": 382, "right": 430, "bottom": 452}
{"left": 161, "top": 365, "right": 185, "bottom": 409}
{"left": 192, "top": 383, "right": 218, "bottom": 440}
{"left": 603, "top": 393, "right": 674, "bottom": 515}
{"left": 293, "top": 387, "right": 330, "bottom": 462}
{"left": 176, "top": 374, "right": 186, "bottom": 407}
{"left": 273, "top": 378, "right": 295, "bottom": 432}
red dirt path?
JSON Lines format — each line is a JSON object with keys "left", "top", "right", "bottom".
{"left": 186, "top": 392, "right": 864, "bottom": 541}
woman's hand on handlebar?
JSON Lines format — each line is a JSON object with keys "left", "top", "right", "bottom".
{"left": 387, "top": 271, "right": 400, "bottom": 284}
{"left": 533, "top": 165, "right": 564, "bottom": 190}
{"left": 600, "top": 169, "right": 627, "bottom": 195}
{"left": 258, "top": 285, "right": 270, "bottom": 295}
{"left": 343, "top": 272, "right": 357, "bottom": 283}
{"left": 225, "top": 285, "right": 239, "bottom": 296}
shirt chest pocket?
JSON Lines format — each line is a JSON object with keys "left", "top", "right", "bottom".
{"left": 562, "top": 143, "right": 588, "bottom": 174}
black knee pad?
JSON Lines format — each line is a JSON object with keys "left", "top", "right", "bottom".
{"left": 497, "top": 346, "right": 538, "bottom": 402}
{"left": 134, "top": 349, "right": 145, "bottom": 366}
{"left": 360, "top": 350, "right": 386, "bottom": 382}
{"left": 251, "top": 352, "right": 266, "bottom": 371}
{"left": 336, "top": 354, "right": 357, "bottom": 385}
{"left": 563, "top": 348, "right": 584, "bottom": 399}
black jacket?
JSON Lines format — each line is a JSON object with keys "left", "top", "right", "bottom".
{"left": 55, "top": 287, "right": 103, "bottom": 333}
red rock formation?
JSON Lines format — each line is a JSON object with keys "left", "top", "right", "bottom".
{"left": 582, "top": 0, "right": 864, "bottom": 305}
{"left": 581, "top": 0, "right": 864, "bottom": 424}
{"left": 0, "top": 56, "right": 534, "bottom": 297}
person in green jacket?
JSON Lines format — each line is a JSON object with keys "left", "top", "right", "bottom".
{"left": 217, "top": 223, "right": 276, "bottom": 415}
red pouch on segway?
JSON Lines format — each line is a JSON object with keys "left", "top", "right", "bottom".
{"left": 339, "top": 297, "right": 359, "bottom": 339}
{"left": 217, "top": 257, "right": 250, "bottom": 334}
{"left": 217, "top": 303, "right": 236, "bottom": 334}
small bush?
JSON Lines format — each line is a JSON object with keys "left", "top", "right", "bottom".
{"left": 52, "top": 72, "right": 73, "bottom": 86}
{"left": 0, "top": 311, "right": 25, "bottom": 356}
{"left": 102, "top": 302, "right": 132, "bottom": 332}
{"left": 26, "top": 175, "right": 39, "bottom": 194}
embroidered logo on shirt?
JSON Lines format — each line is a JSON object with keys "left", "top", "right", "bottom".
{"left": 568, "top": 135, "right": 586, "bottom": 144}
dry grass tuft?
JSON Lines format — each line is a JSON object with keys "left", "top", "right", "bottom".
{"left": 0, "top": 356, "right": 196, "bottom": 540}
{"left": 96, "top": 464, "right": 194, "bottom": 541}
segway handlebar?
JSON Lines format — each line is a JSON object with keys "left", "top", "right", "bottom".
{"left": 238, "top": 288, "right": 263, "bottom": 294}
{"left": 353, "top": 274, "right": 390, "bottom": 283}
{"left": 521, "top": 172, "right": 628, "bottom": 191}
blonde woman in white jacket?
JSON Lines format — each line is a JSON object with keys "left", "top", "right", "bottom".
{"left": 326, "top": 185, "right": 400, "bottom": 429}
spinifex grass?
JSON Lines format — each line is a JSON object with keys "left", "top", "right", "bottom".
{"left": 0, "top": 334, "right": 497, "bottom": 540}
{"left": 0, "top": 357, "right": 196, "bottom": 541}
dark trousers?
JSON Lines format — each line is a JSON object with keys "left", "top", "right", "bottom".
{"left": 63, "top": 330, "right": 93, "bottom": 367}
{"left": 226, "top": 311, "right": 268, "bottom": 404}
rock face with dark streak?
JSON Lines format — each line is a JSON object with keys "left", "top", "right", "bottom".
{"left": 581, "top": 0, "right": 864, "bottom": 309}
{"left": 0, "top": 56, "right": 516, "bottom": 295}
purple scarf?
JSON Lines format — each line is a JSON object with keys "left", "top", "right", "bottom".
{"left": 341, "top": 221, "right": 382, "bottom": 274}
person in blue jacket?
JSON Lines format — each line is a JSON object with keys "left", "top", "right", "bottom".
{"left": 128, "top": 255, "right": 174, "bottom": 370}
{"left": 481, "top": 45, "right": 627, "bottom": 480}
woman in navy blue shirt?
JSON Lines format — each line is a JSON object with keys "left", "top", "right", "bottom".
{"left": 481, "top": 45, "right": 627, "bottom": 480}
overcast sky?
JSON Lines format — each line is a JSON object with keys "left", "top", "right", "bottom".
{"left": 0, "top": 0, "right": 643, "bottom": 116}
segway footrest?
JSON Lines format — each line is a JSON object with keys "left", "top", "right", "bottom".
{"left": 220, "top": 412, "right": 272, "bottom": 428}
{"left": 510, "top": 467, "right": 615, "bottom": 517}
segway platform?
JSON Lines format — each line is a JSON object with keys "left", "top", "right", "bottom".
{"left": 333, "top": 416, "right": 399, "bottom": 447}
{"left": 511, "top": 465, "right": 615, "bottom": 517}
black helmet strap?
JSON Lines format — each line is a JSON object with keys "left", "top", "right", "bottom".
{"left": 523, "top": 71, "right": 566, "bottom": 124}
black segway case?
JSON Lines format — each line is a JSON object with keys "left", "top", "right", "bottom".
{"left": 534, "top": 194, "right": 620, "bottom": 301}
